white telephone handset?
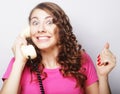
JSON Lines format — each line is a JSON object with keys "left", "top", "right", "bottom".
{"left": 20, "top": 27, "right": 37, "bottom": 59}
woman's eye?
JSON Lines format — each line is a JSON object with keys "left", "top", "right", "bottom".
{"left": 46, "top": 20, "right": 53, "bottom": 25}
{"left": 32, "top": 21, "right": 39, "bottom": 26}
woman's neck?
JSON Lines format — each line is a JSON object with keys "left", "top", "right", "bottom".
{"left": 40, "top": 47, "right": 60, "bottom": 69}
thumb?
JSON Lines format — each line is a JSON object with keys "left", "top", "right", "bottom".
{"left": 104, "top": 42, "right": 109, "bottom": 50}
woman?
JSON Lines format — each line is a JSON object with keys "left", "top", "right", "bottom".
{"left": 0, "top": 2, "right": 116, "bottom": 94}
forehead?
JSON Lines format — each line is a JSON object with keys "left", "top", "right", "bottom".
{"left": 30, "top": 9, "right": 52, "bottom": 20}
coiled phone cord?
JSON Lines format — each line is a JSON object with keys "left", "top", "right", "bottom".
{"left": 28, "top": 56, "right": 45, "bottom": 94}
{"left": 36, "top": 68, "right": 45, "bottom": 94}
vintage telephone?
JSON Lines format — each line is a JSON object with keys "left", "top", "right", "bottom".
{"left": 20, "top": 27, "right": 45, "bottom": 94}
{"left": 20, "top": 27, "right": 37, "bottom": 59}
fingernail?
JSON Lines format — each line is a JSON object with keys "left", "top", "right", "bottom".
{"left": 97, "top": 57, "right": 100, "bottom": 62}
{"left": 97, "top": 61, "right": 101, "bottom": 65}
{"left": 97, "top": 54, "right": 100, "bottom": 58}
{"left": 104, "top": 62, "right": 109, "bottom": 66}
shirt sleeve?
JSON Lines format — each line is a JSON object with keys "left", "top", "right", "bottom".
{"left": 2, "top": 57, "right": 15, "bottom": 81}
{"left": 82, "top": 52, "right": 98, "bottom": 87}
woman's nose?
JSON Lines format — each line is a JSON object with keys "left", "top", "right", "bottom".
{"left": 38, "top": 24, "right": 46, "bottom": 33}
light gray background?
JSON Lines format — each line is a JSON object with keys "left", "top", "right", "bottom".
{"left": 0, "top": 0, "right": 120, "bottom": 94}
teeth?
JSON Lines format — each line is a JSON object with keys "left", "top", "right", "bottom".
{"left": 38, "top": 37, "right": 49, "bottom": 40}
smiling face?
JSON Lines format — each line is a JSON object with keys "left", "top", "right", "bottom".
{"left": 29, "top": 9, "right": 59, "bottom": 51}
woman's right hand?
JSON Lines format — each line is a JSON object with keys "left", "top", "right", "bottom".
{"left": 12, "top": 34, "right": 28, "bottom": 64}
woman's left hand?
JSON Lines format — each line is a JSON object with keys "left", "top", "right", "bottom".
{"left": 96, "top": 43, "right": 116, "bottom": 77}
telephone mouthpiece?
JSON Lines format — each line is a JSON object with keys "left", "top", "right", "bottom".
{"left": 21, "top": 45, "right": 37, "bottom": 59}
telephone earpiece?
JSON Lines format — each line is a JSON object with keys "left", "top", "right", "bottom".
{"left": 20, "top": 27, "right": 31, "bottom": 38}
{"left": 20, "top": 27, "right": 37, "bottom": 59}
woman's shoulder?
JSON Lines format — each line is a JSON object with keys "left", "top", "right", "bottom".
{"left": 80, "top": 49, "right": 98, "bottom": 86}
{"left": 80, "top": 49, "right": 96, "bottom": 70}
{"left": 80, "top": 49, "right": 92, "bottom": 63}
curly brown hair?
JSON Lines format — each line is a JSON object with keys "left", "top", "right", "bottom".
{"left": 26, "top": 2, "right": 87, "bottom": 88}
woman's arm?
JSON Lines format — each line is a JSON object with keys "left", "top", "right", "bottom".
{"left": 98, "top": 75, "right": 111, "bottom": 94}
{"left": 0, "top": 61, "right": 25, "bottom": 94}
{"left": 0, "top": 35, "right": 28, "bottom": 94}
{"left": 85, "top": 77, "right": 111, "bottom": 94}
{"left": 97, "top": 43, "right": 116, "bottom": 94}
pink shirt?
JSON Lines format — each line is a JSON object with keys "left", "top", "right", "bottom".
{"left": 2, "top": 52, "right": 98, "bottom": 94}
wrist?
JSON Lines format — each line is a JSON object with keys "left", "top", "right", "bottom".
{"left": 98, "top": 75, "right": 109, "bottom": 82}
{"left": 97, "top": 70, "right": 109, "bottom": 80}
{"left": 13, "top": 60, "right": 26, "bottom": 71}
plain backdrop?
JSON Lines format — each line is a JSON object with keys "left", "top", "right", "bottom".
{"left": 0, "top": 0, "right": 120, "bottom": 94}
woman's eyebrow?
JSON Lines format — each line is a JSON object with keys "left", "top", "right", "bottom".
{"left": 30, "top": 15, "right": 53, "bottom": 21}
{"left": 45, "top": 16, "right": 53, "bottom": 19}
{"left": 30, "top": 17, "right": 38, "bottom": 20}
